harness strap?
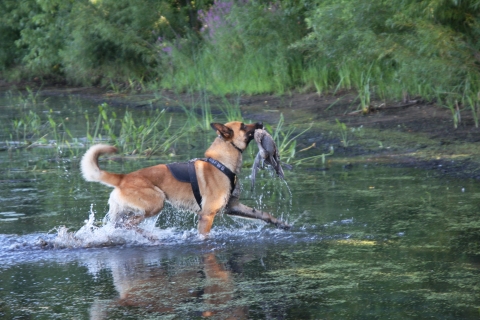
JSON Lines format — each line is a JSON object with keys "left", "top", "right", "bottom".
{"left": 201, "top": 158, "right": 237, "bottom": 194}
{"left": 188, "top": 161, "right": 203, "bottom": 209}
{"left": 169, "top": 158, "right": 236, "bottom": 210}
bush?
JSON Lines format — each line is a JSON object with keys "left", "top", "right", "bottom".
{"left": 296, "top": 0, "right": 480, "bottom": 104}
{"left": 0, "top": 0, "right": 73, "bottom": 79}
{"left": 159, "top": 0, "right": 307, "bottom": 94}
{"left": 0, "top": 0, "right": 203, "bottom": 85}
{"left": 62, "top": 0, "right": 177, "bottom": 85}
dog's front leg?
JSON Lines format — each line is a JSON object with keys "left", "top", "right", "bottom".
{"left": 197, "top": 211, "right": 217, "bottom": 236}
{"left": 197, "top": 201, "right": 226, "bottom": 237}
{"left": 225, "top": 196, "right": 290, "bottom": 230}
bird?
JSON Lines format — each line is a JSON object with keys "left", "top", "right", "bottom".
{"left": 251, "top": 129, "right": 285, "bottom": 190}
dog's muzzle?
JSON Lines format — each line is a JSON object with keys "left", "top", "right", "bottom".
{"left": 247, "top": 122, "right": 264, "bottom": 143}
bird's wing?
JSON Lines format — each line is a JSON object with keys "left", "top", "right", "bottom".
{"left": 254, "top": 130, "right": 266, "bottom": 153}
{"left": 276, "top": 148, "right": 285, "bottom": 179}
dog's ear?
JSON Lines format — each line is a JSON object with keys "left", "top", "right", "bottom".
{"left": 210, "top": 123, "right": 233, "bottom": 139}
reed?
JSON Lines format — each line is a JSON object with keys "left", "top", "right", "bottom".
{"left": 292, "top": 146, "right": 334, "bottom": 166}
{"left": 336, "top": 119, "right": 349, "bottom": 147}
{"left": 218, "top": 94, "right": 243, "bottom": 122}
{"left": 264, "top": 113, "right": 312, "bottom": 164}
{"left": 6, "top": 101, "right": 191, "bottom": 157}
{"left": 117, "top": 109, "right": 184, "bottom": 155}
{"left": 84, "top": 103, "right": 187, "bottom": 156}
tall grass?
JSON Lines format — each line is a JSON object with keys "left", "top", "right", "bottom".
{"left": 218, "top": 95, "right": 243, "bottom": 122}
{"left": 158, "top": 1, "right": 305, "bottom": 95}
{"left": 83, "top": 103, "right": 187, "bottom": 155}
{"left": 7, "top": 102, "right": 184, "bottom": 157}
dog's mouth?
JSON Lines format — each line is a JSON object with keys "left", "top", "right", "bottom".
{"left": 245, "top": 122, "right": 263, "bottom": 143}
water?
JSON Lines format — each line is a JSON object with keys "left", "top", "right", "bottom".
{"left": 1, "top": 94, "right": 480, "bottom": 319}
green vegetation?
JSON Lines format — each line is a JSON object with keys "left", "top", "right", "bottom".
{"left": 85, "top": 103, "right": 186, "bottom": 155}
{"left": 6, "top": 101, "right": 183, "bottom": 157}
{"left": 1, "top": 0, "right": 480, "bottom": 124}
{"left": 335, "top": 119, "right": 349, "bottom": 147}
{"left": 3, "top": 94, "right": 317, "bottom": 165}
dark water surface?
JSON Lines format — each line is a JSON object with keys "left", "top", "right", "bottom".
{"left": 1, "top": 95, "right": 480, "bottom": 319}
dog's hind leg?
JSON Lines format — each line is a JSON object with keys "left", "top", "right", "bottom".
{"left": 108, "top": 186, "right": 166, "bottom": 229}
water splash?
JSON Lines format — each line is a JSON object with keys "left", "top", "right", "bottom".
{"left": 0, "top": 199, "right": 297, "bottom": 266}
{"left": 281, "top": 178, "right": 293, "bottom": 200}
{"left": 50, "top": 208, "right": 194, "bottom": 248}
{"left": 47, "top": 203, "right": 291, "bottom": 249}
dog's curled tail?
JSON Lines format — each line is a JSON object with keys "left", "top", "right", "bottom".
{"left": 81, "top": 144, "right": 121, "bottom": 187}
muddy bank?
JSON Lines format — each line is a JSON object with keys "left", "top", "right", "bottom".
{"left": 3, "top": 83, "right": 480, "bottom": 181}
{"left": 248, "top": 92, "right": 480, "bottom": 181}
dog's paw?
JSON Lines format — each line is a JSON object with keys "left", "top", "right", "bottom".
{"left": 277, "top": 221, "right": 291, "bottom": 230}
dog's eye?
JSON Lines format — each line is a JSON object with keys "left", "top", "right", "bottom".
{"left": 240, "top": 123, "right": 247, "bottom": 131}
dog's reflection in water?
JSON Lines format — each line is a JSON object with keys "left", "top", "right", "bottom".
{"left": 89, "top": 253, "right": 247, "bottom": 319}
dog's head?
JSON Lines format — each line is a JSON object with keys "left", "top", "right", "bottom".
{"left": 211, "top": 121, "right": 263, "bottom": 152}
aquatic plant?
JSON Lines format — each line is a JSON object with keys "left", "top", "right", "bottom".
{"left": 119, "top": 109, "right": 186, "bottom": 156}
{"left": 336, "top": 119, "right": 349, "bottom": 147}
{"left": 293, "top": 145, "right": 334, "bottom": 166}
{"left": 199, "top": 90, "right": 214, "bottom": 131}
{"left": 5, "top": 99, "right": 191, "bottom": 158}
{"left": 84, "top": 103, "right": 187, "bottom": 156}
{"left": 263, "top": 113, "right": 314, "bottom": 164}
{"left": 172, "top": 90, "right": 213, "bottom": 131}
{"left": 357, "top": 65, "right": 374, "bottom": 114}
{"left": 465, "top": 94, "right": 479, "bottom": 128}
{"left": 85, "top": 103, "right": 115, "bottom": 144}
{"left": 11, "top": 110, "right": 43, "bottom": 143}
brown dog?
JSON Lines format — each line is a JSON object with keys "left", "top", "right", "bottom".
{"left": 80, "top": 121, "right": 289, "bottom": 237}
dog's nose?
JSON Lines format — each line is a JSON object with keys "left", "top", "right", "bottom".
{"left": 256, "top": 122, "right": 264, "bottom": 129}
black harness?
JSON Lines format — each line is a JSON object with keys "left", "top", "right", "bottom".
{"left": 166, "top": 158, "right": 237, "bottom": 209}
